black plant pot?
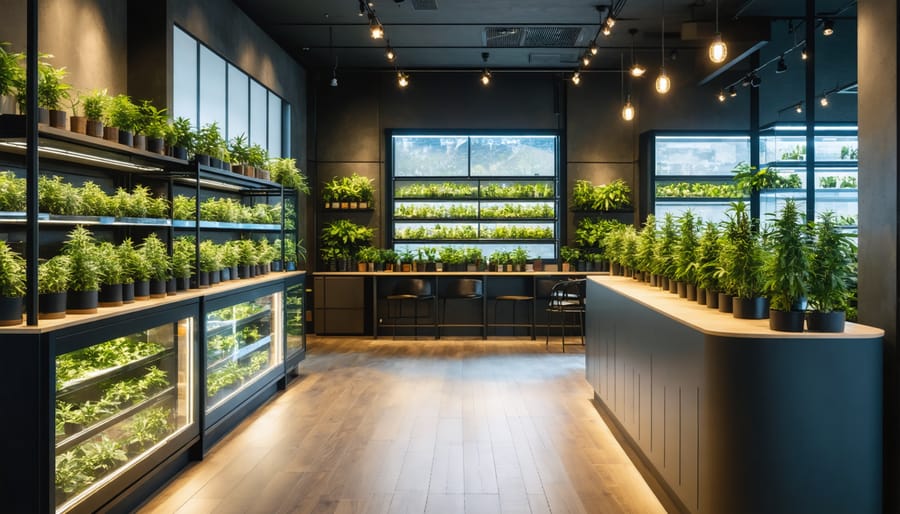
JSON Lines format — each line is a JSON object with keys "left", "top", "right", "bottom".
{"left": 149, "top": 278, "right": 167, "bottom": 298}
{"left": 210, "top": 270, "right": 221, "bottom": 285}
{"left": 118, "top": 129, "right": 133, "bottom": 147}
{"left": 221, "top": 267, "right": 231, "bottom": 281}
{"left": 122, "top": 282, "right": 135, "bottom": 304}
{"left": 717, "top": 293, "right": 732, "bottom": 313}
{"left": 173, "top": 146, "right": 188, "bottom": 160}
{"left": 769, "top": 309, "right": 805, "bottom": 332}
{"left": 239, "top": 264, "right": 251, "bottom": 279}
{"left": 286, "top": 261, "right": 296, "bottom": 271}
{"left": 0, "top": 295, "right": 24, "bottom": 326}
{"left": 705, "top": 290, "right": 719, "bottom": 309}
{"left": 198, "top": 271, "right": 210, "bottom": 288}
{"left": 210, "top": 157, "right": 223, "bottom": 168}
{"left": 677, "top": 281, "right": 687, "bottom": 298}
{"left": 231, "top": 265, "right": 239, "bottom": 279}
{"left": 134, "top": 280, "right": 150, "bottom": 300}
{"left": 176, "top": 277, "right": 190, "bottom": 291}
{"left": 133, "top": 133, "right": 147, "bottom": 151}
{"left": 732, "top": 296, "right": 769, "bottom": 319}
{"left": 686, "top": 284, "right": 697, "bottom": 301}
{"left": 659, "top": 276, "right": 668, "bottom": 290}
{"left": 196, "top": 154, "right": 210, "bottom": 166}
{"left": 167, "top": 277, "right": 177, "bottom": 296}
{"left": 649, "top": 274, "right": 658, "bottom": 287}
{"left": 66, "top": 290, "right": 98, "bottom": 314}
{"left": 38, "top": 292, "right": 66, "bottom": 319}
{"left": 147, "top": 137, "right": 165, "bottom": 154}
{"left": 86, "top": 119, "right": 104, "bottom": 138}
{"left": 696, "top": 287, "right": 707, "bottom": 306}
{"left": 99, "top": 283, "right": 123, "bottom": 307}
{"left": 272, "top": 261, "right": 283, "bottom": 272}
{"left": 806, "top": 311, "right": 846, "bottom": 332}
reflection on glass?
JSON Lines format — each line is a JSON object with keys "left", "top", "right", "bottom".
{"left": 470, "top": 136, "right": 556, "bottom": 176}
{"left": 393, "top": 136, "right": 469, "bottom": 177}
{"left": 249, "top": 79, "right": 268, "bottom": 148}
{"left": 655, "top": 136, "right": 750, "bottom": 176}
{"left": 268, "top": 92, "right": 282, "bottom": 159}
{"left": 227, "top": 64, "right": 249, "bottom": 141}
{"left": 285, "top": 283, "right": 305, "bottom": 357}
{"left": 199, "top": 47, "right": 227, "bottom": 128}
{"left": 172, "top": 27, "right": 198, "bottom": 125}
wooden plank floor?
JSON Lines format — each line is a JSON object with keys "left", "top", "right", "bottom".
{"left": 139, "top": 336, "right": 666, "bottom": 514}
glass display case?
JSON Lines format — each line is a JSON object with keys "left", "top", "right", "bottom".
{"left": 641, "top": 132, "right": 751, "bottom": 223}
{"left": 284, "top": 276, "right": 306, "bottom": 368}
{"left": 759, "top": 124, "right": 858, "bottom": 228}
{"left": 204, "top": 290, "right": 283, "bottom": 422}
{"left": 389, "top": 133, "right": 560, "bottom": 259}
{"left": 54, "top": 316, "right": 195, "bottom": 512}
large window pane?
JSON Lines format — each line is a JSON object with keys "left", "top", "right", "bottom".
{"left": 470, "top": 136, "right": 557, "bottom": 177}
{"left": 172, "top": 26, "right": 197, "bottom": 126}
{"left": 249, "top": 79, "right": 267, "bottom": 148}
{"left": 393, "top": 136, "right": 469, "bottom": 177}
{"left": 227, "top": 64, "right": 249, "bottom": 141}
{"left": 267, "top": 92, "right": 282, "bottom": 159}
{"left": 198, "top": 47, "right": 226, "bottom": 129}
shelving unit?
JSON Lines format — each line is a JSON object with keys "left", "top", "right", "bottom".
{"left": 387, "top": 132, "right": 561, "bottom": 260}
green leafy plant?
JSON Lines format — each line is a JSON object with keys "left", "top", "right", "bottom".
{"left": 674, "top": 210, "right": 700, "bottom": 284}
{"left": 0, "top": 170, "right": 25, "bottom": 211}
{"left": 105, "top": 94, "right": 140, "bottom": 132}
{"left": 764, "top": 199, "right": 811, "bottom": 311}
{"left": 247, "top": 144, "right": 269, "bottom": 168}
{"left": 808, "top": 211, "right": 856, "bottom": 313}
{"left": 228, "top": 134, "right": 251, "bottom": 165}
{"left": 78, "top": 181, "right": 113, "bottom": 216}
{"left": 172, "top": 195, "right": 196, "bottom": 220}
{"left": 81, "top": 89, "right": 108, "bottom": 121}
{"left": 38, "top": 175, "right": 81, "bottom": 215}
{"left": 199, "top": 240, "right": 222, "bottom": 272}
{"left": 357, "top": 246, "right": 381, "bottom": 264}
{"left": 136, "top": 99, "right": 168, "bottom": 138}
{"left": 695, "top": 222, "right": 722, "bottom": 292}
{"left": 653, "top": 213, "right": 678, "bottom": 278}
{"left": 839, "top": 176, "right": 857, "bottom": 188}
{"left": 0, "top": 240, "right": 25, "bottom": 298}
{"left": 718, "top": 201, "right": 765, "bottom": 299}
{"left": 571, "top": 179, "right": 632, "bottom": 211}
{"left": 62, "top": 226, "right": 101, "bottom": 292}
{"left": 140, "top": 234, "right": 171, "bottom": 281}
{"left": 635, "top": 214, "right": 657, "bottom": 273}
{"left": 172, "top": 237, "right": 195, "bottom": 279}
{"left": 118, "top": 238, "right": 149, "bottom": 283}
{"left": 166, "top": 116, "right": 194, "bottom": 151}
{"left": 781, "top": 144, "right": 806, "bottom": 160}
{"left": 0, "top": 42, "right": 24, "bottom": 98}
{"left": 818, "top": 176, "right": 837, "bottom": 188}
{"left": 267, "top": 157, "right": 310, "bottom": 193}
{"left": 194, "top": 122, "right": 226, "bottom": 159}
{"left": 321, "top": 219, "right": 374, "bottom": 256}
{"left": 38, "top": 255, "right": 70, "bottom": 295}
{"left": 559, "top": 245, "right": 580, "bottom": 264}
{"left": 97, "top": 242, "right": 126, "bottom": 286}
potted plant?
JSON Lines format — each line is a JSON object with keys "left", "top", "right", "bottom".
{"left": 694, "top": 222, "right": 721, "bottom": 308}
{"left": 653, "top": 213, "right": 678, "bottom": 291}
{"left": 559, "top": 246, "right": 579, "bottom": 272}
{"left": 38, "top": 175, "right": 81, "bottom": 216}
{"left": 237, "top": 239, "right": 258, "bottom": 278}
{"left": 764, "top": 199, "right": 811, "bottom": 331}
{"left": 171, "top": 237, "right": 195, "bottom": 291}
{"left": 380, "top": 249, "right": 398, "bottom": 272}
{"left": 636, "top": 214, "right": 657, "bottom": 285}
{"left": 0, "top": 240, "right": 24, "bottom": 326}
{"left": 510, "top": 247, "right": 529, "bottom": 272}
{"left": 489, "top": 250, "right": 508, "bottom": 272}
{"left": 602, "top": 226, "right": 625, "bottom": 275}
{"left": 140, "top": 233, "right": 171, "bottom": 298}
{"left": 465, "top": 247, "right": 483, "bottom": 272}
{"left": 38, "top": 255, "right": 69, "bottom": 319}
{"left": 807, "top": 211, "right": 855, "bottom": 332}
{"left": 61, "top": 226, "right": 101, "bottom": 313}
{"left": 81, "top": 89, "right": 107, "bottom": 138}
{"left": 96, "top": 242, "right": 126, "bottom": 307}
{"left": 0, "top": 42, "right": 23, "bottom": 114}
{"left": 398, "top": 249, "right": 415, "bottom": 272}
{"left": 247, "top": 144, "right": 269, "bottom": 179}
{"left": 66, "top": 94, "right": 86, "bottom": 134}
{"left": 351, "top": 173, "right": 375, "bottom": 209}
{"left": 674, "top": 210, "right": 699, "bottom": 299}
{"left": 137, "top": 100, "right": 168, "bottom": 154}
{"left": 167, "top": 116, "right": 193, "bottom": 160}
{"left": 621, "top": 226, "right": 639, "bottom": 278}
{"left": 720, "top": 202, "right": 768, "bottom": 319}
{"left": 0, "top": 170, "right": 25, "bottom": 212}
{"left": 268, "top": 157, "right": 310, "bottom": 194}
{"left": 321, "top": 219, "right": 374, "bottom": 268}
{"left": 194, "top": 122, "right": 225, "bottom": 167}
{"left": 119, "top": 237, "right": 149, "bottom": 300}
{"left": 104, "top": 94, "right": 139, "bottom": 145}
{"left": 357, "top": 246, "right": 380, "bottom": 272}
{"left": 228, "top": 134, "right": 252, "bottom": 176}
{"left": 198, "top": 240, "right": 220, "bottom": 287}
{"left": 14, "top": 55, "right": 71, "bottom": 127}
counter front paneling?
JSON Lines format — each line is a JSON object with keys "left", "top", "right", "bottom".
{"left": 586, "top": 276, "right": 883, "bottom": 514}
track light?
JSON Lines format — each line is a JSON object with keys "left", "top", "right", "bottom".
{"left": 708, "top": 0, "right": 727, "bottom": 63}
{"left": 397, "top": 72, "right": 409, "bottom": 88}
{"left": 749, "top": 74, "right": 761, "bottom": 87}
{"left": 622, "top": 96, "right": 635, "bottom": 121}
{"left": 385, "top": 44, "right": 396, "bottom": 62}
{"left": 822, "top": 19, "right": 834, "bottom": 36}
{"left": 741, "top": 75, "right": 751, "bottom": 87}
{"left": 801, "top": 46, "right": 808, "bottom": 60}
{"left": 369, "top": 14, "right": 384, "bottom": 39}
{"left": 571, "top": 72, "right": 581, "bottom": 85}
{"left": 601, "top": 24, "right": 612, "bottom": 36}
{"left": 717, "top": 89, "right": 726, "bottom": 102}
{"left": 358, "top": 0, "right": 366, "bottom": 16}
{"left": 795, "top": 103, "right": 803, "bottom": 113}
{"left": 582, "top": 52, "right": 591, "bottom": 66}
{"left": 776, "top": 56, "right": 788, "bottom": 73}
{"left": 589, "top": 41, "right": 599, "bottom": 55}
{"left": 820, "top": 95, "right": 829, "bottom": 107}
{"left": 728, "top": 86, "right": 737, "bottom": 97}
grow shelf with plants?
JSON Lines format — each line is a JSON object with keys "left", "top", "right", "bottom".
{"left": 640, "top": 131, "right": 752, "bottom": 224}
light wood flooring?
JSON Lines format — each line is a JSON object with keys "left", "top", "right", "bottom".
{"left": 138, "top": 336, "right": 665, "bottom": 514}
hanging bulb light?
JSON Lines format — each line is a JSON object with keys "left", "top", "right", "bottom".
{"left": 708, "top": 0, "right": 727, "bottom": 63}
{"left": 606, "top": 15, "right": 616, "bottom": 28}
{"left": 358, "top": 0, "right": 366, "bottom": 16}
{"left": 601, "top": 23, "right": 612, "bottom": 37}
{"left": 717, "top": 89, "right": 727, "bottom": 102}
{"left": 655, "top": 0, "right": 670, "bottom": 94}
{"left": 571, "top": 71, "right": 581, "bottom": 85}
{"left": 480, "top": 52, "right": 492, "bottom": 85}
{"left": 385, "top": 43, "right": 396, "bottom": 62}
{"left": 801, "top": 45, "right": 808, "bottom": 60}
{"left": 369, "top": 14, "right": 384, "bottom": 39}
{"left": 728, "top": 85, "right": 737, "bottom": 97}
{"left": 620, "top": 53, "right": 634, "bottom": 121}
{"left": 397, "top": 72, "right": 409, "bottom": 88}
{"left": 629, "top": 29, "right": 646, "bottom": 77}
{"left": 622, "top": 96, "right": 635, "bottom": 121}
{"left": 589, "top": 41, "right": 599, "bottom": 55}
{"left": 820, "top": 95, "right": 829, "bottom": 107}
{"left": 776, "top": 55, "right": 788, "bottom": 73}
{"left": 582, "top": 52, "right": 592, "bottom": 67}
{"left": 822, "top": 19, "right": 835, "bottom": 36}
{"left": 795, "top": 103, "right": 803, "bottom": 113}
{"left": 329, "top": 27, "right": 338, "bottom": 87}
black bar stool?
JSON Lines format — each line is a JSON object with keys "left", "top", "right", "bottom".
{"left": 544, "top": 279, "right": 586, "bottom": 352}
{"left": 384, "top": 278, "right": 434, "bottom": 339}
{"left": 439, "top": 278, "right": 484, "bottom": 339}
{"left": 490, "top": 293, "right": 535, "bottom": 339}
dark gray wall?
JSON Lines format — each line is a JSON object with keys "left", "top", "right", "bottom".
{"left": 858, "top": 0, "right": 898, "bottom": 510}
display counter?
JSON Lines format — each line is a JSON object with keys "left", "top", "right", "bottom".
{"left": 585, "top": 276, "right": 883, "bottom": 514}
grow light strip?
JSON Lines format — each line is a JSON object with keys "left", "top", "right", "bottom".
{"left": 0, "top": 141, "right": 162, "bottom": 172}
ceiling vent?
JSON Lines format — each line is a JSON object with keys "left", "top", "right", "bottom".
{"left": 484, "top": 26, "right": 583, "bottom": 48}
{"left": 410, "top": 0, "right": 438, "bottom": 10}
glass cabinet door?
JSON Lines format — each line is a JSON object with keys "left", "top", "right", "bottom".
{"left": 205, "top": 292, "right": 283, "bottom": 413}
{"left": 285, "top": 279, "right": 306, "bottom": 363}
{"left": 54, "top": 317, "right": 195, "bottom": 511}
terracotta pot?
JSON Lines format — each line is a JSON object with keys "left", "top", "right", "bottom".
{"left": 103, "top": 126, "right": 119, "bottom": 142}
{"left": 70, "top": 115, "right": 87, "bottom": 134}
{"left": 0, "top": 95, "right": 16, "bottom": 115}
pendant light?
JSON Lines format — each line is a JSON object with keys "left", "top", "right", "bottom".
{"left": 655, "top": 0, "right": 670, "bottom": 94}
{"left": 602, "top": 24, "right": 612, "bottom": 37}
{"left": 328, "top": 27, "right": 338, "bottom": 87}
{"left": 820, "top": 95, "right": 829, "bottom": 107}
{"left": 571, "top": 71, "right": 581, "bottom": 86}
{"left": 369, "top": 13, "right": 384, "bottom": 39}
{"left": 385, "top": 42, "right": 396, "bottom": 62}
{"left": 629, "top": 29, "right": 646, "bottom": 77}
{"left": 717, "top": 89, "right": 726, "bottom": 102}
{"left": 397, "top": 71, "right": 409, "bottom": 88}
{"left": 582, "top": 51, "right": 592, "bottom": 67}
{"left": 822, "top": 19, "right": 835, "bottom": 36}
{"left": 621, "top": 54, "right": 635, "bottom": 121}
{"left": 708, "top": 0, "right": 727, "bottom": 63}
{"left": 480, "top": 52, "right": 492, "bottom": 86}
{"left": 589, "top": 41, "right": 599, "bottom": 56}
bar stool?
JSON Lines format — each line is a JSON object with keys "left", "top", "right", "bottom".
{"left": 490, "top": 293, "right": 535, "bottom": 339}
{"left": 544, "top": 279, "right": 586, "bottom": 352}
{"left": 439, "top": 278, "right": 484, "bottom": 339}
{"left": 384, "top": 278, "right": 434, "bottom": 339}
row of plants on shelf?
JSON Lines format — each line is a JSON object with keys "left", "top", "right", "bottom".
{"left": 208, "top": 301, "right": 267, "bottom": 322}
{"left": 172, "top": 195, "right": 281, "bottom": 225}
{"left": 818, "top": 175, "right": 857, "bottom": 189}
{"left": 322, "top": 173, "right": 375, "bottom": 208}
{"left": 781, "top": 144, "right": 806, "bottom": 161}
{"left": 352, "top": 245, "right": 545, "bottom": 272}
{"left": 655, "top": 181, "right": 745, "bottom": 199}
{"left": 319, "top": 219, "right": 375, "bottom": 271}
{"left": 394, "top": 203, "right": 477, "bottom": 219}
{"left": 395, "top": 182, "right": 477, "bottom": 199}
{"left": 55, "top": 406, "right": 174, "bottom": 501}
{"left": 206, "top": 352, "right": 268, "bottom": 398}
{"left": 393, "top": 224, "right": 552, "bottom": 241}
{"left": 56, "top": 336, "right": 166, "bottom": 389}
{"left": 571, "top": 179, "right": 632, "bottom": 211}
{"left": 840, "top": 145, "right": 858, "bottom": 160}
{"left": 482, "top": 225, "right": 554, "bottom": 239}
{"left": 599, "top": 201, "right": 856, "bottom": 332}
{"left": 480, "top": 182, "right": 554, "bottom": 199}
{"left": 480, "top": 203, "right": 554, "bottom": 218}
{"left": 732, "top": 163, "right": 803, "bottom": 191}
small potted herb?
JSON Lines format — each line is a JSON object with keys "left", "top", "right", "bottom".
{"left": 167, "top": 116, "right": 194, "bottom": 160}
{"left": 96, "top": 242, "right": 126, "bottom": 307}
{"left": 136, "top": 100, "right": 168, "bottom": 154}
{"left": 61, "top": 226, "right": 101, "bottom": 313}
{"left": 67, "top": 93, "right": 86, "bottom": 134}
{"left": 198, "top": 240, "right": 220, "bottom": 287}
{"left": 228, "top": 134, "right": 252, "bottom": 176}
{"left": 81, "top": 89, "right": 108, "bottom": 138}
{"left": 171, "top": 237, "right": 194, "bottom": 291}
{"left": 0, "top": 240, "right": 25, "bottom": 326}
{"left": 653, "top": 213, "right": 678, "bottom": 291}
{"left": 14, "top": 56, "right": 71, "bottom": 127}
{"left": 38, "top": 255, "right": 69, "bottom": 319}
{"left": 636, "top": 214, "right": 657, "bottom": 284}
{"left": 465, "top": 247, "right": 483, "bottom": 272}
{"left": 807, "top": 211, "right": 855, "bottom": 332}
{"left": 559, "top": 246, "right": 579, "bottom": 272}
{"left": 194, "top": 122, "right": 225, "bottom": 167}
{"left": 764, "top": 199, "right": 811, "bottom": 331}
{"left": 381, "top": 249, "right": 398, "bottom": 272}
{"left": 248, "top": 144, "right": 269, "bottom": 180}
{"left": 237, "top": 239, "right": 258, "bottom": 278}
{"left": 357, "top": 246, "right": 380, "bottom": 272}
{"left": 510, "top": 247, "right": 529, "bottom": 272}
{"left": 219, "top": 240, "right": 240, "bottom": 280}
{"left": 140, "top": 233, "right": 171, "bottom": 297}
{"left": 118, "top": 238, "right": 148, "bottom": 301}
{"left": 104, "top": 94, "right": 139, "bottom": 145}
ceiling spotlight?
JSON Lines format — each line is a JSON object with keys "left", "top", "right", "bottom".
{"left": 369, "top": 14, "right": 384, "bottom": 39}
{"left": 708, "top": 0, "right": 727, "bottom": 63}
{"left": 621, "top": 96, "right": 635, "bottom": 121}
{"left": 480, "top": 69, "right": 492, "bottom": 85}
{"left": 728, "top": 85, "right": 737, "bottom": 97}
{"left": 776, "top": 56, "right": 788, "bottom": 73}
{"left": 795, "top": 103, "right": 803, "bottom": 113}
{"left": 397, "top": 72, "right": 409, "bottom": 88}
{"left": 589, "top": 41, "right": 599, "bottom": 55}
{"left": 601, "top": 24, "right": 612, "bottom": 36}
{"left": 385, "top": 44, "right": 396, "bottom": 62}
{"left": 801, "top": 45, "right": 808, "bottom": 60}
{"left": 741, "top": 75, "right": 751, "bottom": 87}
{"left": 820, "top": 95, "right": 829, "bottom": 107}
{"left": 358, "top": 0, "right": 366, "bottom": 16}
{"left": 582, "top": 52, "right": 591, "bottom": 66}
{"left": 606, "top": 15, "right": 616, "bottom": 28}
{"left": 749, "top": 74, "right": 761, "bottom": 87}
{"left": 571, "top": 72, "right": 581, "bottom": 85}
{"left": 330, "top": 76, "right": 338, "bottom": 87}
{"left": 717, "top": 89, "right": 727, "bottom": 102}
{"left": 822, "top": 18, "right": 835, "bottom": 36}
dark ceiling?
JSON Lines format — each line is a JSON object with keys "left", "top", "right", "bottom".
{"left": 233, "top": 0, "right": 855, "bottom": 80}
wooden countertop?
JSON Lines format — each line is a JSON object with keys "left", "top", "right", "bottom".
{"left": 313, "top": 271, "right": 608, "bottom": 277}
{"left": 589, "top": 275, "right": 884, "bottom": 340}
{"left": 1, "top": 271, "right": 306, "bottom": 334}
